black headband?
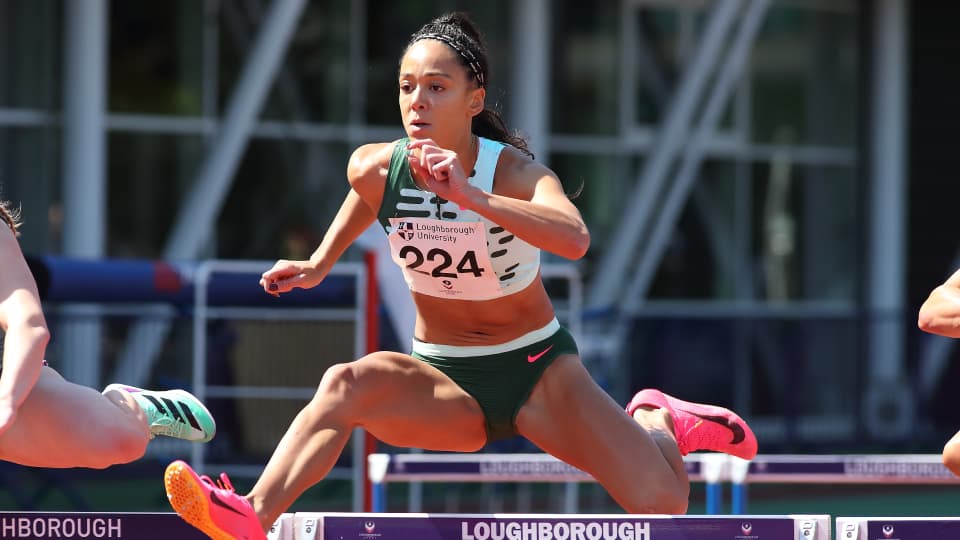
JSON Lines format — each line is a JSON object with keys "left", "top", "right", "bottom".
{"left": 413, "top": 32, "right": 485, "bottom": 87}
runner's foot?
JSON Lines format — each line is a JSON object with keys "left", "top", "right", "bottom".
{"left": 164, "top": 460, "right": 266, "bottom": 540}
{"left": 104, "top": 384, "right": 216, "bottom": 442}
{"left": 627, "top": 388, "right": 757, "bottom": 460}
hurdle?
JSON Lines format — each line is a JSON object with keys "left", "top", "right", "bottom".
{"left": 366, "top": 452, "right": 726, "bottom": 514}
{"left": 293, "top": 512, "right": 830, "bottom": 540}
{"left": 368, "top": 452, "right": 960, "bottom": 515}
{"left": 729, "top": 454, "right": 959, "bottom": 514}
{"left": 836, "top": 517, "right": 960, "bottom": 540}
{"left": 0, "top": 511, "right": 828, "bottom": 539}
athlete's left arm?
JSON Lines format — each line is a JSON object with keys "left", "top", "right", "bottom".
{"left": 459, "top": 152, "right": 589, "bottom": 260}
{"left": 0, "top": 227, "right": 49, "bottom": 432}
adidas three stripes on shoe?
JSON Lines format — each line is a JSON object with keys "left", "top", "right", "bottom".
{"left": 103, "top": 384, "right": 217, "bottom": 443}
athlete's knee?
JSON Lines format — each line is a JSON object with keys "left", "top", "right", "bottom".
{"left": 307, "top": 361, "right": 368, "bottom": 421}
{"left": 316, "top": 362, "right": 360, "bottom": 398}
{"left": 657, "top": 479, "right": 690, "bottom": 514}
{"left": 85, "top": 428, "right": 148, "bottom": 468}
{"left": 633, "top": 483, "right": 689, "bottom": 515}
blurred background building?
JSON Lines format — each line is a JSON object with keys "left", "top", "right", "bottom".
{"left": 0, "top": 0, "right": 958, "bottom": 508}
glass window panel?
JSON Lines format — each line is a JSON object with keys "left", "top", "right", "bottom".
{"left": 643, "top": 161, "right": 735, "bottom": 300}
{"left": 550, "top": 2, "right": 621, "bottom": 134}
{"left": 548, "top": 151, "right": 640, "bottom": 266}
{"left": 109, "top": 0, "right": 204, "bottom": 115}
{"left": 631, "top": 160, "right": 859, "bottom": 302}
{"left": 629, "top": 5, "right": 709, "bottom": 127}
{"left": 749, "top": 2, "right": 859, "bottom": 146}
{"left": 107, "top": 132, "right": 205, "bottom": 257}
{"left": 0, "top": 126, "right": 61, "bottom": 253}
{"left": 0, "top": 0, "right": 61, "bottom": 109}
{"left": 218, "top": 138, "right": 351, "bottom": 260}
{"left": 627, "top": 316, "right": 859, "bottom": 429}
{"left": 364, "top": 0, "right": 513, "bottom": 126}
{"left": 242, "top": 0, "right": 352, "bottom": 123}
{"left": 748, "top": 162, "right": 859, "bottom": 302}
{"left": 109, "top": 134, "right": 351, "bottom": 260}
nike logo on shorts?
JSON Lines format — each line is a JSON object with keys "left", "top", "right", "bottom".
{"left": 527, "top": 344, "right": 554, "bottom": 363}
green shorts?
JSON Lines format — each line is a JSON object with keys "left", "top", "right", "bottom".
{"left": 411, "top": 319, "right": 579, "bottom": 441}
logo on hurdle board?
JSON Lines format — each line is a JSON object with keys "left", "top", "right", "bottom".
{"left": 735, "top": 521, "right": 758, "bottom": 540}
{"left": 882, "top": 524, "right": 895, "bottom": 538}
{"left": 359, "top": 520, "right": 382, "bottom": 538}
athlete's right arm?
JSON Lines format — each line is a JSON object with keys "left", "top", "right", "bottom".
{"left": 0, "top": 226, "right": 50, "bottom": 433}
{"left": 260, "top": 142, "right": 393, "bottom": 295}
{"left": 918, "top": 267, "right": 960, "bottom": 338}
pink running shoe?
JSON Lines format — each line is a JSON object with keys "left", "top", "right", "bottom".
{"left": 626, "top": 388, "right": 758, "bottom": 460}
{"left": 164, "top": 460, "right": 266, "bottom": 540}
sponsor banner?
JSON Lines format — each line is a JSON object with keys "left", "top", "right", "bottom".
{"left": 0, "top": 512, "right": 207, "bottom": 539}
{"left": 299, "top": 514, "right": 827, "bottom": 540}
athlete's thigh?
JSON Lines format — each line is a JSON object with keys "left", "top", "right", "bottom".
{"left": 0, "top": 367, "right": 116, "bottom": 464}
{"left": 515, "top": 356, "right": 680, "bottom": 487}
{"left": 346, "top": 351, "right": 487, "bottom": 451}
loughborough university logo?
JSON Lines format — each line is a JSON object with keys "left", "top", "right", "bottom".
{"left": 359, "top": 520, "right": 381, "bottom": 539}
{"left": 396, "top": 221, "right": 415, "bottom": 241}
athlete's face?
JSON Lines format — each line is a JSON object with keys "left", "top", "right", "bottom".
{"left": 398, "top": 39, "right": 484, "bottom": 143}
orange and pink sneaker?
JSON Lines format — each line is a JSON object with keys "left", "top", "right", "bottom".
{"left": 626, "top": 388, "right": 758, "bottom": 460}
{"left": 164, "top": 460, "right": 266, "bottom": 540}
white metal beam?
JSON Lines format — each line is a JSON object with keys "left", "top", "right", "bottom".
{"left": 511, "top": 0, "right": 551, "bottom": 164}
{"left": 863, "top": 0, "right": 911, "bottom": 439}
{"left": 60, "top": 0, "right": 107, "bottom": 388}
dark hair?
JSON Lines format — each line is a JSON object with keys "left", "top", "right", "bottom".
{"left": 406, "top": 12, "right": 533, "bottom": 158}
{"left": 0, "top": 198, "right": 20, "bottom": 236}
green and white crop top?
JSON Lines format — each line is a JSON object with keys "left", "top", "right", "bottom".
{"left": 377, "top": 137, "right": 540, "bottom": 300}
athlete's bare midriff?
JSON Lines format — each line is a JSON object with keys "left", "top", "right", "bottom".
{"left": 411, "top": 273, "right": 557, "bottom": 346}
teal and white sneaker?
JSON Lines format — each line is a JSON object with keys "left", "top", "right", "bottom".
{"left": 103, "top": 384, "right": 216, "bottom": 443}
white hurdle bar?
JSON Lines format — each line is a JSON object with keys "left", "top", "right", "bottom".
{"left": 368, "top": 453, "right": 959, "bottom": 514}
{"left": 367, "top": 453, "right": 722, "bottom": 513}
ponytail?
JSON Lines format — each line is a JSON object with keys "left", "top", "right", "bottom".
{"left": 0, "top": 199, "right": 20, "bottom": 236}
{"left": 473, "top": 108, "right": 533, "bottom": 158}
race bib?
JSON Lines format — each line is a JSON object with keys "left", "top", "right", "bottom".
{"left": 388, "top": 217, "right": 502, "bottom": 299}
